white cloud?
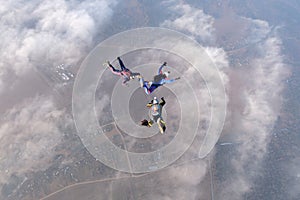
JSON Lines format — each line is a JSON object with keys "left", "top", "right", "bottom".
{"left": 244, "top": 18, "right": 272, "bottom": 43}
{"left": 0, "top": 1, "right": 290, "bottom": 199}
{"left": 161, "top": 2, "right": 215, "bottom": 43}
{"left": 0, "top": 0, "right": 118, "bottom": 196}
{"left": 0, "top": 0, "right": 117, "bottom": 92}
{"left": 160, "top": 1, "right": 289, "bottom": 199}
{"left": 287, "top": 157, "right": 300, "bottom": 199}
{"left": 219, "top": 34, "right": 289, "bottom": 200}
{"left": 131, "top": 160, "right": 208, "bottom": 200}
{"left": 0, "top": 95, "right": 72, "bottom": 185}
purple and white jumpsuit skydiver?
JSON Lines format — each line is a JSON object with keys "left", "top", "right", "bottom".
{"left": 139, "top": 62, "right": 180, "bottom": 94}
{"left": 107, "top": 57, "right": 141, "bottom": 85}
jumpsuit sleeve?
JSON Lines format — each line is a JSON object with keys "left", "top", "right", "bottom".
{"left": 122, "top": 77, "right": 130, "bottom": 85}
{"left": 157, "top": 63, "right": 166, "bottom": 74}
{"left": 161, "top": 79, "right": 175, "bottom": 84}
{"left": 146, "top": 103, "right": 152, "bottom": 108}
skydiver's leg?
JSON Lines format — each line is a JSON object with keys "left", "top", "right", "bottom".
{"left": 139, "top": 77, "right": 151, "bottom": 94}
{"left": 157, "top": 118, "right": 165, "bottom": 134}
{"left": 108, "top": 63, "right": 123, "bottom": 76}
{"left": 117, "top": 57, "right": 129, "bottom": 71}
{"left": 159, "top": 118, "right": 166, "bottom": 133}
{"left": 148, "top": 84, "right": 160, "bottom": 94}
{"left": 157, "top": 62, "right": 167, "bottom": 74}
{"left": 161, "top": 118, "right": 166, "bottom": 133}
{"left": 144, "top": 87, "right": 151, "bottom": 94}
{"left": 139, "top": 76, "right": 145, "bottom": 87}
{"left": 162, "top": 121, "right": 166, "bottom": 132}
{"left": 160, "top": 118, "right": 166, "bottom": 126}
{"left": 160, "top": 117, "right": 167, "bottom": 132}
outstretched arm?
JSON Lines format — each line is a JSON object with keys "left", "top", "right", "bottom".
{"left": 162, "top": 79, "right": 175, "bottom": 84}
{"left": 160, "top": 97, "right": 166, "bottom": 107}
{"left": 141, "top": 119, "right": 150, "bottom": 127}
{"left": 122, "top": 78, "right": 130, "bottom": 86}
{"left": 141, "top": 119, "right": 153, "bottom": 127}
{"left": 157, "top": 62, "right": 167, "bottom": 74}
{"left": 161, "top": 77, "right": 180, "bottom": 84}
{"left": 162, "top": 77, "right": 180, "bottom": 84}
{"left": 146, "top": 103, "right": 152, "bottom": 107}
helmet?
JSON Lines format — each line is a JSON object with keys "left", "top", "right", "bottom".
{"left": 153, "top": 97, "right": 159, "bottom": 104}
{"left": 164, "top": 71, "right": 170, "bottom": 77}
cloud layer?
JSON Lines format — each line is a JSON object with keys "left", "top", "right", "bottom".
{"left": 219, "top": 35, "right": 288, "bottom": 199}
{"left": 161, "top": 2, "right": 215, "bottom": 44}
{"left": 0, "top": 96, "right": 72, "bottom": 184}
{"left": 0, "top": 0, "right": 117, "bottom": 198}
{"left": 161, "top": 1, "right": 289, "bottom": 199}
{"left": 0, "top": 0, "right": 116, "bottom": 93}
{"left": 0, "top": 0, "right": 291, "bottom": 199}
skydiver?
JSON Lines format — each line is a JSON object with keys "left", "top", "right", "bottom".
{"left": 139, "top": 62, "right": 180, "bottom": 94}
{"left": 105, "top": 57, "right": 141, "bottom": 86}
{"left": 140, "top": 97, "right": 166, "bottom": 134}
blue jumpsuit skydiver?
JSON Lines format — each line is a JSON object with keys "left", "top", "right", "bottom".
{"left": 139, "top": 62, "right": 180, "bottom": 94}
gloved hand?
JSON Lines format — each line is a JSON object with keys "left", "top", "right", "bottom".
{"left": 141, "top": 119, "right": 149, "bottom": 127}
